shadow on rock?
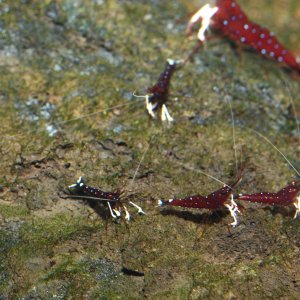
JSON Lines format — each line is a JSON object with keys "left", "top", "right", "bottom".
{"left": 160, "top": 208, "right": 228, "bottom": 224}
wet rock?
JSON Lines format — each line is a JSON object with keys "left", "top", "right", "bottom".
{"left": 22, "top": 280, "right": 68, "bottom": 300}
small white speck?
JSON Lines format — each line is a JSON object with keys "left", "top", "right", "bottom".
{"left": 231, "top": 2, "right": 236, "bottom": 7}
{"left": 143, "top": 14, "right": 152, "bottom": 21}
{"left": 45, "top": 124, "right": 58, "bottom": 137}
{"left": 260, "top": 33, "right": 265, "bottom": 39}
{"left": 241, "top": 37, "right": 246, "bottom": 43}
{"left": 270, "top": 52, "right": 275, "bottom": 57}
{"left": 261, "top": 49, "right": 267, "bottom": 55}
{"left": 54, "top": 64, "right": 62, "bottom": 72}
{"left": 223, "top": 20, "right": 228, "bottom": 26}
{"left": 244, "top": 24, "right": 249, "bottom": 30}
{"left": 278, "top": 56, "right": 283, "bottom": 62}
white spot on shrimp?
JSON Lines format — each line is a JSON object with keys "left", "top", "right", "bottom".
{"left": 241, "top": 37, "right": 246, "bottom": 43}
{"left": 167, "top": 58, "right": 176, "bottom": 65}
{"left": 223, "top": 20, "right": 228, "bottom": 26}
{"left": 260, "top": 33, "right": 265, "bottom": 39}
{"left": 278, "top": 56, "right": 283, "bottom": 62}
{"left": 261, "top": 49, "right": 267, "bottom": 55}
{"left": 244, "top": 24, "right": 249, "bottom": 30}
{"left": 270, "top": 52, "right": 275, "bottom": 57}
{"left": 231, "top": 2, "right": 236, "bottom": 7}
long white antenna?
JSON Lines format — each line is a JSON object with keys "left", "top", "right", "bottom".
{"left": 128, "top": 136, "right": 154, "bottom": 192}
{"left": 4, "top": 99, "right": 145, "bottom": 141}
{"left": 173, "top": 160, "right": 231, "bottom": 188}
{"left": 226, "top": 96, "right": 238, "bottom": 172}
{"left": 248, "top": 127, "right": 300, "bottom": 177}
{"left": 280, "top": 75, "right": 300, "bottom": 148}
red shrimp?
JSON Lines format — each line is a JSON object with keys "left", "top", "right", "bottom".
{"left": 68, "top": 177, "right": 145, "bottom": 221}
{"left": 187, "top": 0, "right": 300, "bottom": 73}
{"left": 237, "top": 180, "right": 300, "bottom": 218}
{"left": 134, "top": 59, "right": 181, "bottom": 123}
{"left": 158, "top": 172, "right": 243, "bottom": 226}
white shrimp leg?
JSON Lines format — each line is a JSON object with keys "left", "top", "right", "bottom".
{"left": 161, "top": 104, "right": 174, "bottom": 123}
{"left": 129, "top": 201, "right": 146, "bottom": 215}
{"left": 145, "top": 95, "right": 156, "bottom": 118}
{"left": 113, "top": 208, "right": 121, "bottom": 218}
{"left": 107, "top": 202, "right": 117, "bottom": 219}
{"left": 123, "top": 205, "right": 131, "bottom": 221}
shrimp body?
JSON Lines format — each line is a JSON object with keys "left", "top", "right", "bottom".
{"left": 158, "top": 174, "right": 242, "bottom": 226}
{"left": 188, "top": 0, "right": 300, "bottom": 72}
{"left": 68, "top": 177, "right": 145, "bottom": 220}
{"left": 147, "top": 59, "right": 178, "bottom": 104}
{"left": 238, "top": 181, "right": 300, "bottom": 206}
{"left": 238, "top": 181, "right": 300, "bottom": 218}
{"left": 69, "top": 176, "right": 120, "bottom": 201}
{"left": 159, "top": 183, "right": 235, "bottom": 210}
{"left": 142, "top": 59, "right": 180, "bottom": 123}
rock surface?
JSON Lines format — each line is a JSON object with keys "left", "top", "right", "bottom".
{"left": 0, "top": 0, "right": 299, "bottom": 298}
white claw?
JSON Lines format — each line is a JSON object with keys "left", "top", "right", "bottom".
{"left": 123, "top": 205, "right": 131, "bottom": 221}
{"left": 68, "top": 183, "right": 77, "bottom": 188}
{"left": 293, "top": 196, "right": 300, "bottom": 219}
{"left": 145, "top": 95, "right": 156, "bottom": 118}
{"left": 161, "top": 104, "right": 174, "bottom": 123}
{"left": 113, "top": 208, "right": 121, "bottom": 218}
{"left": 225, "top": 195, "right": 240, "bottom": 227}
{"left": 188, "top": 4, "right": 218, "bottom": 42}
{"left": 129, "top": 201, "right": 146, "bottom": 215}
{"left": 69, "top": 176, "right": 83, "bottom": 188}
{"left": 157, "top": 199, "right": 164, "bottom": 207}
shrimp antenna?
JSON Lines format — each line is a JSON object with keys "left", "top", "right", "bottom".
{"left": 65, "top": 195, "right": 119, "bottom": 202}
{"left": 279, "top": 75, "right": 300, "bottom": 147}
{"left": 132, "top": 90, "right": 148, "bottom": 99}
{"left": 248, "top": 128, "right": 300, "bottom": 177}
{"left": 173, "top": 160, "right": 231, "bottom": 188}
{"left": 4, "top": 99, "right": 145, "bottom": 141}
{"left": 128, "top": 136, "right": 154, "bottom": 192}
{"left": 226, "top": 96, "right": 238, "bottom": 173}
